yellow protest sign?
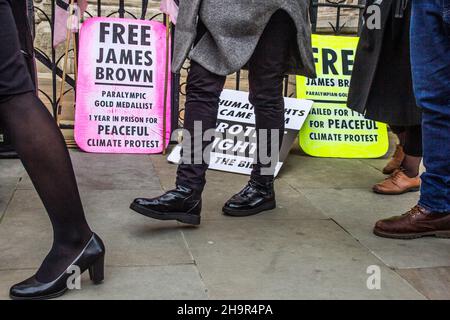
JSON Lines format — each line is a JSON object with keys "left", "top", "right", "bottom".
{"left": 297, "top": 35, "right": 388, "bottom": 158}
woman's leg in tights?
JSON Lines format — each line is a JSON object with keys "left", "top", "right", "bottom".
{"left": 402, "top": 125, "right": 423, "bottom": 177}
{"left": 0, "top": 92, "right": 92, "bottom": 283}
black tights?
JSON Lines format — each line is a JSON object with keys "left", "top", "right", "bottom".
{"left": 0, "top": 92, "right": 92, "bottom": 282}
{"left": 390, "top": 125, "right": 423, "bottom": 177}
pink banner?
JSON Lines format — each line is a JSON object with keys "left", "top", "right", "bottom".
{"left": 75, "top": 17, "right": 171, "bottom": 154}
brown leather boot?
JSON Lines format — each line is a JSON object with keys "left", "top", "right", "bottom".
{"left": 374, "top": 205, "right": 450, "bottom": 239}
{"left": 383, "top": 144, "right": 405, "bottom": 174}
{"left": 373, "top": 169, "right": 420, "bottom": 195}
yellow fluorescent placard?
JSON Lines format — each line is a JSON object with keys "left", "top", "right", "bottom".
{"left": 297, "top": 34, "right": 388, "bottom": 158}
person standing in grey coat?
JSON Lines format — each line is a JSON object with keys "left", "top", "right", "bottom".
{"left": 131, "top": 0, "right": 316, "bottom": 224}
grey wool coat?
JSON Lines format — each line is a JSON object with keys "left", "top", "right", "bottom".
{"left": 172, "top": 0, "right": 316, "bottom": 78}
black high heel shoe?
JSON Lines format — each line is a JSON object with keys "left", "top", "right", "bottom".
{"left": 9, "top": 233, "right": 105, "bottom": 300}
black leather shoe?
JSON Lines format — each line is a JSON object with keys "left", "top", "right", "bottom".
{"left": 222, "top": 179, "right": 276, "bottom": 217}
{"left": 130, "top": 185, "right": 202, "bottom": 225}
{"left": 9, "top": 233, "right": 105, "bottom": 300}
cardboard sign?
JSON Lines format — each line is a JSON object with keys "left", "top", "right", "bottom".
{"left": 168, "top": 89, "right": 313, "bottom": 176}
{"left": 75, "top": 17, "right": 171, "bottom": 154}
{"left": 297, "top": 35, "right": 388, "bottom": 158}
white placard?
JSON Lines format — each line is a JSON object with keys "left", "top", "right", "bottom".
{"left": 168, "top": 89, "right": 313, "bottom": 176}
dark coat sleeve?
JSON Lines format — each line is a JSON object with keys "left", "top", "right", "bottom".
{"left": 347, "top": 0, "right": 392, "bottom": 114}
{"left": 348, "top": 0, "right": 421, "bottom": 125}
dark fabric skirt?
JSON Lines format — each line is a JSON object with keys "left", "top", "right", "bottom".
{"left": 0, "top": 0, "right": 34, "bottom": 102}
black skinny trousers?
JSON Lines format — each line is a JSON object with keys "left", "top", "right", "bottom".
{"left": 176, "top": 10, "right": 295, "bottom": 192}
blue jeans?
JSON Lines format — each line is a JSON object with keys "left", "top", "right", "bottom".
{"left": 410, "top": 0, "right": 450, "bottom": 213}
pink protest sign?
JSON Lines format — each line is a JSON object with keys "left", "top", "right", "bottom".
{"left": 75, "top": 17, "right": 171, "bottom": 153}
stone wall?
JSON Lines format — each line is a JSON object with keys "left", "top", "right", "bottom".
{"left": 314, "top": 0, "right": 363, "bottom": 33}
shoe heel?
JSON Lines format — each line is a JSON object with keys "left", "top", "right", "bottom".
{"left": 178, "top": 214, "right": 201, "bottom": 226}
{"left": 88, "top": 255, "right": 105, "bottom": 284}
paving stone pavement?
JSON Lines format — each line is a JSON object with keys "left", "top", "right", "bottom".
{"left": 0, "top": 148, "right": 448, "bottom": 300}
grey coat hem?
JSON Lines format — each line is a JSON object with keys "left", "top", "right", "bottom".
{"left": 171, "top": 0, "right": 316, "bottom": 78}
{"left": 187, "top": 11, "right": 314, "bottom": 77}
